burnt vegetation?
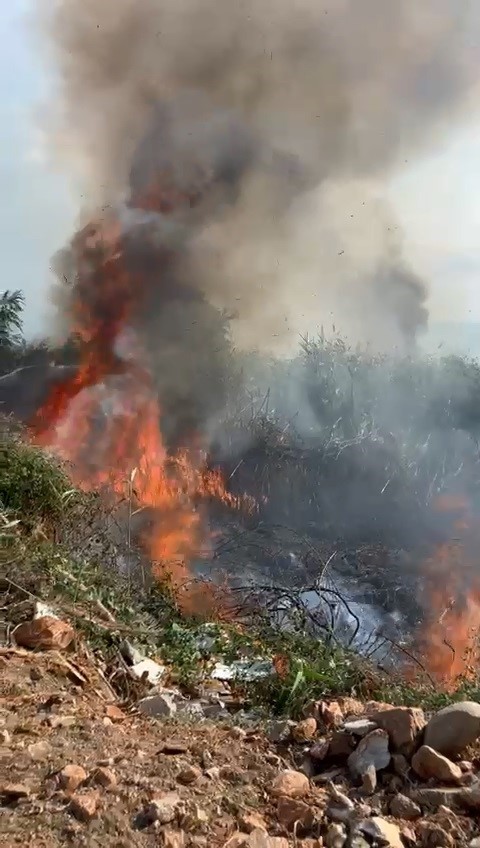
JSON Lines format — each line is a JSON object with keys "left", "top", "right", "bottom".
{"left": 3, "top": 292, "right": 480, "bottom": 693}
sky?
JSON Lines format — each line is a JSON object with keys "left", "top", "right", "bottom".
{"left": 2, "top": 1, "right": 480, "bottom": 341}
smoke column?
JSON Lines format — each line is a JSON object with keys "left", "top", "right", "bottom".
{"left": 36, "top": 0, "right": 480, "bottom": 355}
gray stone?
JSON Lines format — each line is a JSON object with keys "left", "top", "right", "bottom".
{"left": 145, "top": 792, "right": 182, "bottom": 825}
{"left": 361, "top": 764, "right": 377, "bottom": 795}
{"left": 343, "top": 719, "right": 378, "bottom": 737}
{"left": 177, "top": 701, "right": 205, "bottom": 720}
{"left": 460, "top": 781, "right": 480, "bottom": 810}
{"left": 348, "top": 729, "right": 390, "bottom": 779}
{"left": 266, "top": 720, "right": 295, "bottom": 743}
{"left": 389, "top": 793, "right": 421, "bottom": 820}
{"left": 357, "top": 817, "right": 403, "bottom": 848}
{"left": 324, "top": 822, "right": 347, "bottom": 848}
{"left": 424, "top": 701, "right": 480, "bottom": 756}
{"left": 409, "top": 787, "right": 464, "bottom": 810}
{"left": 326, "top": 787, "right": 355, "bottom": 823}
{"left": 138, "top": 693, "right": 177, "bottom": 718}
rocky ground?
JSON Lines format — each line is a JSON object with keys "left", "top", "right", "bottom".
{"left": 3, "top": 614, "right": 480, "bottom": 848}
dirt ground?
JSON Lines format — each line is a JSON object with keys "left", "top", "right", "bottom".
{"left": 0, "top": 646, "right": 306, "bottom": 847}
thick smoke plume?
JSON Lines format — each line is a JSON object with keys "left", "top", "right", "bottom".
{"left": 38, "top": 0, "right": 480, "bottom": 357}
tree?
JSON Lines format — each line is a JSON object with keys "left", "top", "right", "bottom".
{"left": 0, "top": 290, "right": 24, "bottom": 348}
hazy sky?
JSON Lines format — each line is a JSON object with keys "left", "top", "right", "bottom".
{"left": 2, "top": 1, "right": 480, "bottom": 338}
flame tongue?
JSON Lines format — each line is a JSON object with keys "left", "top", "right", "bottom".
{"left": 416, "top": 495, "right": 480, "bottom": 689}
{"left": 31, "top": 201, "right": 249, "bottom": 616}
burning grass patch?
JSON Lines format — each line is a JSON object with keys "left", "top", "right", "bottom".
{"left": 0, "top": 427, "right": 379, "bottom": 714}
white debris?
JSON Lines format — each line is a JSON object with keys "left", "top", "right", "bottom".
{"left": 211, "top": 659, "right": 274, "bottom": 681}
{"left": 131, "top": 658, "right": 166, "bottom": 685}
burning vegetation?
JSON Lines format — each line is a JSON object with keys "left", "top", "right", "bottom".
{"left": 3, "top": 0, "right": 480, "bottom": 696}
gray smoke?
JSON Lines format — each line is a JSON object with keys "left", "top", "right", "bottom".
{"left": 37, "top": 0, "right": 480, "bottom": 353}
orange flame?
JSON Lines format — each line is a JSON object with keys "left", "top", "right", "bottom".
{"left": 31, "top": 211, "right": 253, "bottom": 616}
{"left": 416, "top": 494, "right": 480, "bottom": 689}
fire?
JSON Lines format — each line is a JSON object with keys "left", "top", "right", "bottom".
{"left": 30, "top": 207, "right": 253, "bottom": 616}
{"left": 416, "top": 494, "right": 480, "bottom": 688}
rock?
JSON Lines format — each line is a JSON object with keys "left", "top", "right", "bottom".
{"left": 0, "top": 729, "right": 11, "bottom": 745}
{"left": 326, "top": 787, "right": 355, "bottom": 823}
{"left": 391, "top": 753, "right": 409, "bottom": 776}
{"left": 13, "top": 616, "right": 75, "bottom": 651}
{"left": 389, "top": 793, "right": 421, "bottom": 820}
{"left": 299, "top": 757, "right": 317, "bottom": 780}
{"left": 48, "top": 715, "right": 76, "bottom": 729}
{"left": 219, "top": 765, "right": 248, "bottom": 784}
{"left": 105, "top": 704, "right": 126, "bottom": 723}
{"left": 312, "top": 766, "right": 345, "bottom": 785}
{"left": 329, "top": 732, "right": 355, "bottom": 759}
{"left": 178, "top": 701, "right": 206, "bottom": 720}
{"left": 145, "top": 793, "right": 182, "bottom": 825}
{"left": 28, "top": 740, "right": 51, "bottom": 761}
{"left": 469, "top": 840, "right": 480, "bottom": 848}
{"left": 361, "top": 764, "right": 377, "bottom": 795}
{"left": 238, "top": 812, "right": 267, "bottom": 833}
{"left": 324, "top": 823, "right": 347, "bottom": 848}
{"left": 277, "top": 796, "right": 315, "bottom": 831}
{"left": 205, "top": 767, "right": 221, "bottom": 780}
{"left": 138, "top": 692, "right": 177, "bottom": 718}
{"left": 297, "top": 842, "right": 323, "bottom": 848}
{"left": 310, "top": 739, "right": 330, "bottom": 762}
{"left": 201, "top": 750, "right": 214, "bottom": 770}
{"left": 400, "top": 826, "right": 416, "bottom": 847}
{"left": 271, "top": 769, "right": 309, "bottom": 798}
{"left": 58, "top": 764, "right": 87, "bottom": 793}
{"left": 369, "top": 706, "right": 425, "bottom": 753}
{"left": 460, "top": 780, "right": 480, "bottom": 809}
{"left": 248, "top": 832, "right": 289, "bottom": 848}
{"left": 358, "top": 816, "right": 403, "bottom": 848}
{"left": 348, "top": 729, "right": 390, "bottom": 779}
{"left": 222, "top": 836, "right": 250, "bottom": 848}
{"left": 0, "top": 783, "right": 30, "bottom": 801}
{"left": 350, "top": 839, "right": 369, "bottom": 848}
{"left": 411, "top": 745, "right": 462, "bottom": 783}
{"left": 343, "top": 719, "right": 377, "bottom": 737}
{"left": 409, "top": 787, "right": 464, "bottom": 810}
{"left": 424, "top": 701, "right": 480, "bottom": 756}
{"left": 365, "top": 701, "right": 395, "bottom": 715}
{"left": 266, "top": 720, "right": 295, "bottom": 743}
{"left": 319, "top": 701, "right": 344, "bottom": 728}
{"left": 162, "top": 831, "right": 186, "bottom": 848}
{"left": 459, "top": 760, "right": 474, "bottom": 772}
{"left": 416, "top": 821, "right": 454, "bottom": 847}
{"left": 177, "top": 764, "right": 202, "bottom": 785}
{"left": 91, "top": 767, "right": 117, "bottom": 788}
{"left": 339, "top": 697, "right": 365, "bottom": 717}
{"left": 386, "top": 775, "right": 404, "bottom": 793}
{"left": 293, "top": 718, "right": 317, "bottom": 743}
{"left": 69, "top": 791, "right": 100, "bottom": 822}
{"left": 229, "top": 726, "right": 247, "bottom": 740}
